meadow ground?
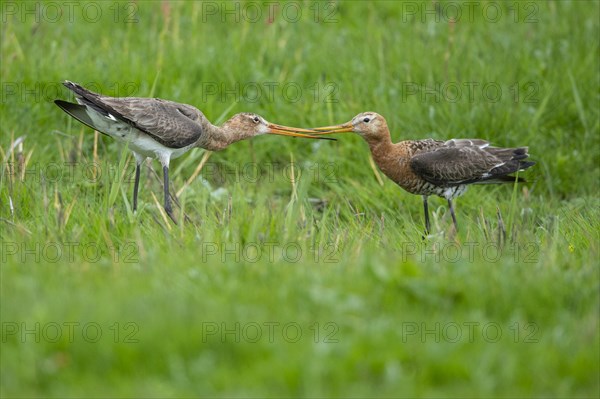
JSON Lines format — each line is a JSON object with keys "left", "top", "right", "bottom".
{"left": 1, "top": 1, "right": 599, "bottom": 397}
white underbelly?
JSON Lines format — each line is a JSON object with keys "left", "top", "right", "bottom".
{"left": 128, "top": 133, "right": 194, "bottom": 161}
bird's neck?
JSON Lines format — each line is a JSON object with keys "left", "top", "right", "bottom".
{"left": 203, "top": 123, "right": 254, "bottom": 151}
{"left": 362, "top": 127, "right": 408, "bottom": 182}
{"left": 363, "top": 127, "right": 395, "bottom": 160}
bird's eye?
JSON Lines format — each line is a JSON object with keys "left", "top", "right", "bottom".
{"left": 253, "top": 116, "right": 260, "bottom": 123}
{"left": 363, "top": 117, "right": 371, "bottom": 123}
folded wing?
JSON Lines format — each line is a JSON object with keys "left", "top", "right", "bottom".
{"left": 62, "top": 81, "right": 204, "bottom": 148}
{"left": 410, "top": 139, "right": 535, "bottom": 186}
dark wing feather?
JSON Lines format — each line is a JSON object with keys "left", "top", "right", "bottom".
{"left": 54, "top": 100, "right": 109, "bottom": 137}
{"left": 62, "top": 81, "right": 204, "bottom": 148}
{"left": 97, "top": 97, "right": 205, "bottom": 148}
{"left": 410, "top": 139, "right": 534, "bottom": 186}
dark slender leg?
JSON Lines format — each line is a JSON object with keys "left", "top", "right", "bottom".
{"left": 448, "top": 199, "right": 458, "bottom": 232}
{"left": 423, "top": 195, "right": 431, "bottom": 235}
{"left": 133, "top": 163, "right": 141, "bottom": 212}
{"left": 163, "top": 165, "right": 177, "bottom": 224}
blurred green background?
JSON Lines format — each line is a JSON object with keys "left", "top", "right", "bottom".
{"left": 1, "top": 1, "right": 598, "bottom": 397}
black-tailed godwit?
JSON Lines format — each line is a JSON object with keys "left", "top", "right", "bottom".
{"left": 309, "top": 112, "right": 535, "bottom": 234}
{"left": 55, "top": 81, "right": 330, "bottom": 222}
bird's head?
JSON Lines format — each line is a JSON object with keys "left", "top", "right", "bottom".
{"left": 224, "top": 113, "right": 334, "bottom": 140}
{"left": 308, "top": 112, "right": 388, "bottom": 141}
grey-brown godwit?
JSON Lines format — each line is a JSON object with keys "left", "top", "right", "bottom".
{"left": 308, "top": 112, "right": 535, "bottom": 234}
{"left": 55, "top": 81, "right": 331, "bottom": 222}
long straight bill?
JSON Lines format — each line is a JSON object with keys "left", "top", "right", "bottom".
{"left": 268, "top": 123, "right": 336, "bottom": 140}
{"left": 305, "top": 123, "right": 354, "bottom": 134}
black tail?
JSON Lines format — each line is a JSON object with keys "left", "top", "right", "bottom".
{"left": 60, "top": 80, "right": 118, "bottom": 120}
{"left": 55, "top": 100, "right": 95, "bottom": 128}
{"left": 476, "top": 147, "right": 535, "bottom": 184}
{"left": 54, "top": 99, "right": 107, "bottom": 136}
{"left": 62, "top": 80, "right": 101, "bottom": 99}
{"left": 476, "top": 170, "right": 533, "bottom": 185}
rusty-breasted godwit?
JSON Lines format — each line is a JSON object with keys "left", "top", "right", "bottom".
{"left": 55, "top": 81, "right": 331, "bottom": 222}
{"left": 309, "top": 112, "right": 535, "bottom": 234}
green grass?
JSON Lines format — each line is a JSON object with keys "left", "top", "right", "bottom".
{"left": 1, "top": 1, "right": 599, "bottom": 397}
